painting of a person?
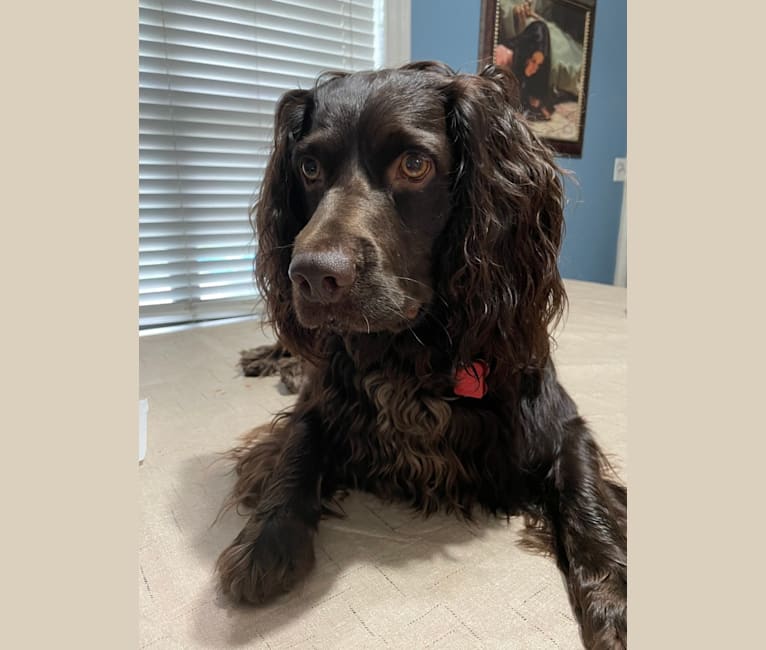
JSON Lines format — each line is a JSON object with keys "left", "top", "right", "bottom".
{"left": 494, "top": 19, "right": 553, "bottom": 120}
{"left": 514, "top": 1, "right": 585, "bottom": 100}
{"left": 489, "top": 0, "right": 593, "bottom": 151}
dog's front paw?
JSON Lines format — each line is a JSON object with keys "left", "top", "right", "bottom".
{"left": 217, "top": 515, "right": 315, "bottom": 604}
{"left": 240, "top": 344, "right": 290, "bottom": 377}
{"left": 278, "top": 356, "right": 306, "bottom": 394}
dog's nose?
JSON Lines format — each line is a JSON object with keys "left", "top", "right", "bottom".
{"left": 288, "top": 250, "right": 356, "bottom": 303}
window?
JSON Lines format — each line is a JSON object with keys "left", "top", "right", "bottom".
{"left": 139, "top": 0, "right": 397, "bottom": 328}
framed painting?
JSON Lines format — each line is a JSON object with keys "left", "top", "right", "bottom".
{"left": 479, "top": 0, "right": 596, "bottom": 157}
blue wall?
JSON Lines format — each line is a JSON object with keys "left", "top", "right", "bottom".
{"left": 410, "top": 0, "right": 626, "bottom": 284}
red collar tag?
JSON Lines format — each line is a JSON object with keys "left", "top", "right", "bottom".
{"left": 454, "top": 360, "right": 489, "bottom": 399}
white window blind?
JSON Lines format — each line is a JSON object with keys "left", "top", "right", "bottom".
{"left": 139, "top": 0, "right": 383, "bottom": 328}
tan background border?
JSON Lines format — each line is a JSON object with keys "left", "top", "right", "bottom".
{"left": 4, "top": 1, "right": 764, "bottom": 647}
{"left": 628, "top": 1, "right": 764, "bottom": 647}
{"left": 5, "top": 2, "right": 137, "bottom": 647}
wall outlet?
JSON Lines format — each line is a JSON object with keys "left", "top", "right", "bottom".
{"left": 613, "top": 157, "right": 626, "bottom": 182}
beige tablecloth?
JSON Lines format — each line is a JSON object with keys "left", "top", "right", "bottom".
{"left": 139, "top": 279, "right": 627, "bottom": 649}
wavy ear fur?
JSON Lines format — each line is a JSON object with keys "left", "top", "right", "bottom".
{"left": 252, "top": 88, "right": 320, "bottom": 360}
{"left": 440, "top": 64, "right": 567, "bottom": 387}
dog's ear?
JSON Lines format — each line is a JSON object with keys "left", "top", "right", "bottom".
{"left": 252, "top": 88, "right": 320, "bottom": 359}
{"left": 441, "top": 64, "right": 566, "bottom": 385}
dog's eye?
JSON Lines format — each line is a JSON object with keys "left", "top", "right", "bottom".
{"left": 300, "top": 157, "right": 321, "bottom": 181}
{"left": 399, "top": 153, "right": 432, "bottom": 181}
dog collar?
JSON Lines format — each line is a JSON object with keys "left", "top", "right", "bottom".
{"left": 454, "top": 360, "right": 489, "bottom": 399}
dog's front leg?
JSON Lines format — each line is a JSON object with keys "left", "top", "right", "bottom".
{"left": 217, "top": 411, "right": 324, "bottom": 604}
{"left": 544, "top": 418, "right": 627, "bottom": 649}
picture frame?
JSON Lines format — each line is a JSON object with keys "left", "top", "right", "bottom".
{"left": 479, "top": 0, "right": 596, "bottom": 157}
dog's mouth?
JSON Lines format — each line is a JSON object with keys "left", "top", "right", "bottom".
{"left": 292, "top": 293, "right": 425, "bottom": 334}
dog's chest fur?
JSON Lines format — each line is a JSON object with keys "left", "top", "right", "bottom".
{"left": 318, "top": 348, "right": 514, "bottom": 516}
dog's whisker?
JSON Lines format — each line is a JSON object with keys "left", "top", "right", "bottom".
{"left": 423, "top": 310, "right": 452, "bottom": 346}
{"left": 393, "top": 275, "right": 429, "bottom": 290}
{"left": 407, "top": 326, "right": 425, "bottom": 347}
{"left": 394, "top": 276, "right": 449, "bottom": 307}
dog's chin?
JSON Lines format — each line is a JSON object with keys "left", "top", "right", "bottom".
{"left": 293, "top": 298, "right": 423, "bottom": 335}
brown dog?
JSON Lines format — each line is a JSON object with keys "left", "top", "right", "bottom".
{"left": 218, "top": 62, "right": 627, "bottom": 649}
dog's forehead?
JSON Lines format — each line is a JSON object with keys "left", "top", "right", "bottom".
{"left": 311, "top": 70, "right": 445, "bottom": 132}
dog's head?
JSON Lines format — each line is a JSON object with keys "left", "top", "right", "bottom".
{"left": 254, "top": 61, "right": 566, "bottom": 381}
